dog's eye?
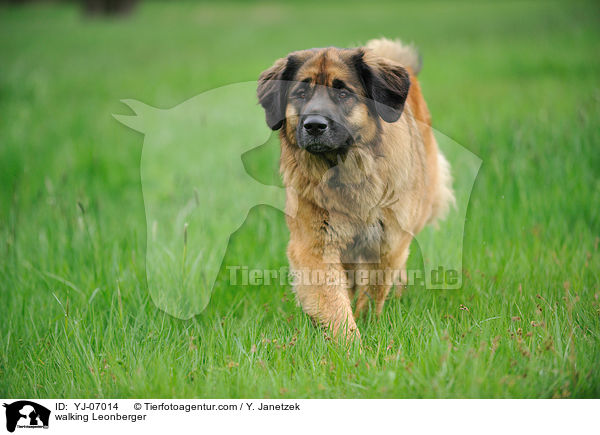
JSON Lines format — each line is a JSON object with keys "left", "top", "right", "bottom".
{"left": 338, "top": 90, "right": 348, "bottom": 99}
{"left": 294, "top": 90, "right": 306, "bottom": 99}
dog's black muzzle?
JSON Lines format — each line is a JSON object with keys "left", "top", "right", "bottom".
{"left": 297, "top": 114, "right": 352, "bottom": 154}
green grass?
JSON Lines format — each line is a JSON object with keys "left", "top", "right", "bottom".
{"left": 1, "top": 0, "right": 599, "bottom": 398}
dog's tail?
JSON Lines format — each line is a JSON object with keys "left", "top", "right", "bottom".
{"left": 429, "top": 151, "right": 456, "bottom": 226}
{"left": 365, "top": 38, "right": 422, "bottom": 75}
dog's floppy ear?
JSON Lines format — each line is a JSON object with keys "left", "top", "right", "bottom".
{"left": 257, "top": 55, "right": 302, "bottom": 130}
{"left": 352, "top": 49, "right": 411, "bottom": 123}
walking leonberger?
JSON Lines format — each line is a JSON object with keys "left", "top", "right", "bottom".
{"left": 257, "top": 38, "right": 454, "bottom": 340}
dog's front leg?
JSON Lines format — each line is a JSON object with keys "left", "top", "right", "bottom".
{"left": 288, "top": 244, "right": 358, "bottom": 341}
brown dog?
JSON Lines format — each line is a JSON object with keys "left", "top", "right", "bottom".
{"left": 257, "top": 38, "right": 454, "bottom": 340}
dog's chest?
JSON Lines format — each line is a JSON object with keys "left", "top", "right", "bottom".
{"left": 326, "top": 212, "right": 384, "bottom": 263}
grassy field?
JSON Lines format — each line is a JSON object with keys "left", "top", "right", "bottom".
{"left": 1, "top": 0, "right": 599, "bottom": 398}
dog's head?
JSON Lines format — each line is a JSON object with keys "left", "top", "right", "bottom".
{"left": 257, "top": 47, "right": 410, "bottom": 155}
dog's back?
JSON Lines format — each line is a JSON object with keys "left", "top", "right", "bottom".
{"left": 367, "top": 38, "right": 455, "bottom": 226}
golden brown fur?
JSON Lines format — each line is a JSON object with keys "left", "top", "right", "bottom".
{"left": 258, "top": 38, "right": 454, "bottom": 340}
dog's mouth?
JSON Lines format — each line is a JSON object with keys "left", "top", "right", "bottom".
{"left": 305, "top": 144, "right": 334, "bottom": 154}
{"left": 303, "top": 137, "right": 354, "bottom": 155}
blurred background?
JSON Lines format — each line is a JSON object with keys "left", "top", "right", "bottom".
{"left": 2, "top": 0, "right": 597, "bottom": 264}
{"left": 0, "top": 0, "right": 599, "bottom": 398}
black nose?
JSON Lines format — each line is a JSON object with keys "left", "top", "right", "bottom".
{"left": 303, "top": 115, "right": 329, "bottom": 136}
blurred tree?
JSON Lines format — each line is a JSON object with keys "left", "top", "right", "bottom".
{"left": 0, "top": 0, "right": 138, "bottom": 15}
{"left": 83, "top": 0, "right": 138, "bottom": 15}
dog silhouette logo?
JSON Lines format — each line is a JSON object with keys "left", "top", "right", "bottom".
{"left": 3, "top": 401, "right": 50, "bottom": 432}
{"left": 114, "top": 82, "right": 481, "bottom": 319}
